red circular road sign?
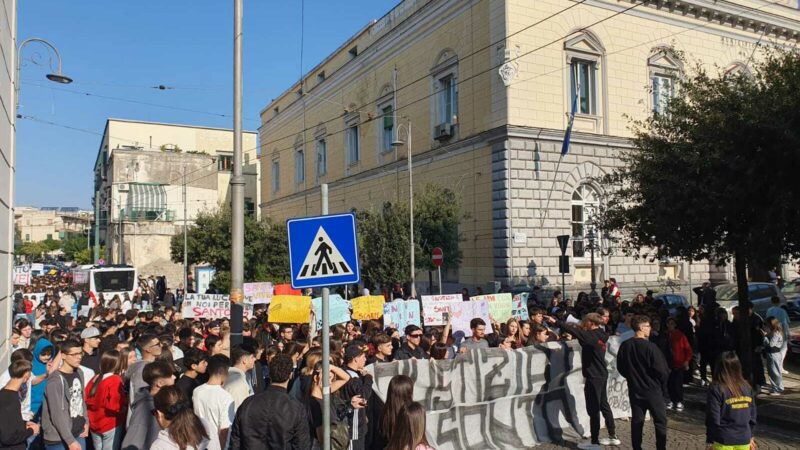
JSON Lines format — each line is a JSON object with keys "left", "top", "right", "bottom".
{"left": 432, "top": 247, "right": 444, "bottom": 267}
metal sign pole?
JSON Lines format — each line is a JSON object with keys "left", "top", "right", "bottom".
{"left": 438, "top": 266, "right": 442, "bottom": 295}
{"left": 321, "top": 184, "right": 331, "bottom": 450}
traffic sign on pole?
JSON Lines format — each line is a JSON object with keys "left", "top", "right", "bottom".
{"left": 431, "top": 247, "right": 444, "bottom": 267}
{"left": 287, "top": 213, "right": 360, "bottom": 289}
{"left": 556, "top": 235, "right": 570, "bottom": 255}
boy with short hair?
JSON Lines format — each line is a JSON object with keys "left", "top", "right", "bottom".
{"left": 41, "top": 339, "right": 88, "bottom": 450}
{"left": 0, "top": 360, "right": 39, "bottom": 450}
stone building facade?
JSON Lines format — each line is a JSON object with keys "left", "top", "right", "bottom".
{"left": 0, "top": 0, "right": 15, "bottom": 367}
{"left": 259, "top": 0, "right": 800, "bottom": 294}
{"left": 93, "top": 119, "right": 259, "bottom": 287}
{"left": 14, "top": 207, "right": 92, "bottom": 243}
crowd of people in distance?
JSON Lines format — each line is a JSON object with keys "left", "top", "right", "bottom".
{"left": 2, "top": 273, "right": 786, "bottom": 450}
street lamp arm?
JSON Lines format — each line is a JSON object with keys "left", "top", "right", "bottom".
{"left": 15, "top": 37, "right": 72, "bottom": 111}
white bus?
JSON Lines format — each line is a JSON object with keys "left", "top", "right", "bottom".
{"left": 73, "top": 265, "right": 138, "bottom": 304}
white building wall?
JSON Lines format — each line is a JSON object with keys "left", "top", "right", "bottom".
{"left": 0, "top": 0, "right": 15, "bottom": 369}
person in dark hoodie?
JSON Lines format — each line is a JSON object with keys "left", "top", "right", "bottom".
{"left": 121, "top": 361, "right": 175, "bottom": 450}
{"left": 617, "top": 315, "right": 670, "bottom": 450}
{"left": 550, "top": 312, "right": 620, "bottom": 448}
{"left": 706, "top": 351, "right": 757, "bottom": 449}
{"left": 0, "top": 360, "right": 39, "bottom": 450}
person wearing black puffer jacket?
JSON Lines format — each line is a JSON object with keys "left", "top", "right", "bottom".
{"left": 229, "top": 354, "right": 310, "bottom": 450}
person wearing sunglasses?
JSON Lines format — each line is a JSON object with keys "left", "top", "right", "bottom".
{"left": 394, "top": 325, "right": 427, "bottom": 361}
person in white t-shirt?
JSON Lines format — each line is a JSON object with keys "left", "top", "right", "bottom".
{"left": 193, "top": 355, "right": 235, "bottom": 449}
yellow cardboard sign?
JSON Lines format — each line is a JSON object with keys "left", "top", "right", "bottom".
{"left": 268, "top": 295, "right": 312, "bottom": 323}
{"left": 351, "top": 295, "right": 385, "bottom": 320}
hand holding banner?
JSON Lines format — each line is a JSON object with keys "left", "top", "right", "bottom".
{"left": 352, "top": 295, "right": 385, "bottom": 320}
{"left": 421, "top": 300, "right": 454, "bottom": 326}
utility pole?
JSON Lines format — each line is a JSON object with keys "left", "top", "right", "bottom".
{"left": 229, "top": 0, "right": 245, "bottom": 346}
{"left": 183, "top": 164, "right": 188, "bottom": 295}
{"left": 321, "top": 184, "right": 331, "bottom": 450}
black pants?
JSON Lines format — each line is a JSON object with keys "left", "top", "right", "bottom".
{"left": 584, "top": 377, "right": 615, "bottom": 442}
{"left": 629, "top": 391, "right": 667, "bottom": 450}
{"left": 668, "top": 368, "right": 684, "bottom": 403}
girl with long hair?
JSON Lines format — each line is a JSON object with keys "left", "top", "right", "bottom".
{"left": 764, "top": 316, "right": 784, "bottom": 396}
{"left": 378, "top": 375, "right": 415, "bottom": 448}
{"left": 151, "top": 385, "right": 220, "bottom": 450}
{"left": 306, "top": 361, "right": 352, "bottom": 448}
{"left": 505, "top": 318, "right": 523, "bottom": 348}
{"left": 85, "top": 350, "right": 129, "bottom": 450}
{"left": 706, "top": 351, "right": 756, "bottom": 450}
{"left": 386, "top": 402, "right": 434, "bottom": 450}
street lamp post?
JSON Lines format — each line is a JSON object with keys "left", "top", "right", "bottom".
{"left": 229, "top": 0, "right": 245, "bottom": 346}
{"left": 587, "top": 226, "right": 598, "bottom": 300}
{"left": 392, "top": 121, "right": 416, "bottom": 298}
{"left": 15, "top": 38, "right": 73, "bottom": 113}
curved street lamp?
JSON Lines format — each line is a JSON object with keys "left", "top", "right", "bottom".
{"left": 15, "top": 37, "right": 73, "bottom": 112}
{"left": 392, "top": 120, "right": 416, "bottom": 298}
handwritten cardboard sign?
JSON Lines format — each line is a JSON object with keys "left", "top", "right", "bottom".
{"left": 311, "top": 294, "right": 351, "bottom": 329}
{"left": 268, "top": 295, "right": 312, "bottom": 323}
{"left": 383, "top": 300, "right": 421, "bottom": 330}
{"left": 181, "top": 294, "right": 253, "bottom": 320}
{"left": 420, "top": 294, "right": 462, "bottom": 303}
{"left": 352, "top": 295, "right": 385, "bottom": 320}
{"left": 512, "top": 294, "right": 529, "bottom": 320}
{"left": 449, "top": 301, "right": 493, "bottom": 337}
{"left": 244, "top": 282, "right": 274, "bottom": 304}
{"left": 421, "top": 300, "right": 455, "bottom": 326}
{"left": 471, "top": 293, "right": 513, "bottom": 322}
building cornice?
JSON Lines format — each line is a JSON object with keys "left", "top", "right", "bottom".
{"left": 612, "top": 0, "right": 800, "bottom": 41}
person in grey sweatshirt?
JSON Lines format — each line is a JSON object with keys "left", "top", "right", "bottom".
{"left": 121, "top": 361, "right": 175, "bottom": 450}
{"left": 41, "top": 340, "right": 88, "bottom": 450}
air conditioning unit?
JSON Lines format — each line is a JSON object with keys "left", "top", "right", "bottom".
{"left": 434, "top": 122, "right": 454, "bottom": 141}
{"left": 118, "top": 183, "right": 129, "bottom": 192}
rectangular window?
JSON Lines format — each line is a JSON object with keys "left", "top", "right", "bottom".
{"left": 652, "top": 75, "right": 674, "bottom": 115}
{"left": 25, "top": 234, "right": 30, "bottom": 242}
{"left": 271, "top": 160, "right": 280, "bottom": 193}
{"left": 316, "top": 139, "right": 327, "bottom": 176}
{"left": 570, "top": 60, "right": 596, "bottom": 115}
{"left": 217, "top": 155, "right": 233, "bottom": 171}
{"left": 571, "top": 205, "right": 585, "bottom": 257}
{"left": 244, "top": 198, "right": 255, "bottom": 217}
{"left": 295, "top": 149, "right": 305, "bottom": 183}
{"left": 382, "top": 105, "right": 394, "bottom": 153}
{"left": 46, "top": 234, "right": 53, "bottom": 240}
{"left": 438, "top": 75, "right": 458, "bottom": 124}
{"left": 346, "top": 125, "right": 360, "bottom": 165}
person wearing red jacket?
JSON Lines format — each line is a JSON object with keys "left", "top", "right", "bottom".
{"left": 85, "top": 350, "right": 128, "bottom": 450}
{"left": 666, "top": 317, "right": 693, "bottom": 411}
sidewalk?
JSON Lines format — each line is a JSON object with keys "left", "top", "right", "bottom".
{"left": 683, "top": 369, "right": 800, "bottom": 430}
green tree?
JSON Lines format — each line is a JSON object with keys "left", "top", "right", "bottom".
{"left": 597, "top": 49, "right": 800, "bottom": 379}
{"left": 41, "top": 238, "right": 62, "bottom": 252}
{"left": 74, "top": 246, "right": 103, "bottom": 265}
{"left": 356, "top": 183, "right": 466, "bottom": 292}
{"left": 15, "top": 241, "right": 48, "bottom": 261}
{"left": 62, "top": 237, "right": 88, "bottom": 261}
{"left": 170, "top": 208, "right": 289, "bottom": 293}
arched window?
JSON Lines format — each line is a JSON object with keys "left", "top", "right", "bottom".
{"left": 648, "top": 47, "right": 682, "bottom": 115}
{"left": 571, "top": 184, "right": 601, "bottom": 257}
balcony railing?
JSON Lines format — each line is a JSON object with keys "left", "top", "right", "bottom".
{"left": 122, "top": 209, "right": 175, "bottom": 222}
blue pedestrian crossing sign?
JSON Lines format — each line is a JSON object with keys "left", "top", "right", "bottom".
{"left": 287, "top": 213, "right": 360, "bottom": 289}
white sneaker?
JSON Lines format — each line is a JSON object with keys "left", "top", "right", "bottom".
{"left": 769, "top": 391, "right": 781, "bottom": 396}
{"left": 781, "top": 369, "right": 789, "bottom": 375}
{"left": 665, "top": 401, "right": 673, "bottom": 409}
{"left": 577, "top": 441, "right": 601, "bottom": 449}
{"left": 675, "top": 402, "right": 684, "bottom": 411}
{"left": 600, "top": 436, "right": 622, "bottom": 445}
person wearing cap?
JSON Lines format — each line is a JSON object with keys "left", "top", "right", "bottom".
{"left": 81, "top": 327, "right": 103, "bottom": 372}
{"left": 394, "top": 325, "right": 428, "bottom": 360}
{"left": 342, "top": 342, "right": 373, "bottom": 450}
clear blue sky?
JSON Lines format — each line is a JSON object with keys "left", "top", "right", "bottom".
{"left": 16, "top": 0, "right": 397, "bottom": 209}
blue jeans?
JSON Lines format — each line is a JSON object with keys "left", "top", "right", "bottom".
{"left": 766, "top": 352, "right": 784, "bottom": 393}
{"left": 91, "top": 427, "right": 122, "bottom": 450}
{"left": 44, "top": 436, "right": 85, "bottom": 450}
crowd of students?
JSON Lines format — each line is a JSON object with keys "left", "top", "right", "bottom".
{"left": 2, "top": 277, "right": 784, "bottom": 450}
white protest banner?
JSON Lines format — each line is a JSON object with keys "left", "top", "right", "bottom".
{"left": 471, "top": 293, "right": 513, "bottom": 322}
{"left": 420, "top": 294, "right": 462, "bottom": 303}
{"left": 244, "top": 282, "right": 273, "bottom": 304}
{"left": 30, "top": 263, "right": 44, "bottom": 273}
{"left": 383, "top": 300, "right": 421, "bottom": 330}
{"left": 449, "top": 301, "right": 493, "bottom": 336}
{"left": 13, "top": 266, "right": 31, "bottom": 286}
{"left": 311, "top": 294, "right": 350, "bottom": 329}
{"left": 72, "top": 271, "right": 88, "bottom": 285}
{"left": 181, "top": 293, "right": 253, "bottom": 320}
{"left": 367, "top": 341, "right": 634, "bottom": 449}
{"left": 421, "top": 300, "right": 454, "bottom": 326}
{"left": 512, "top": 294, "right": 529, "bottom": 320}
{"left": 605, "top": 334, "right": 633, "bottom": 418}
